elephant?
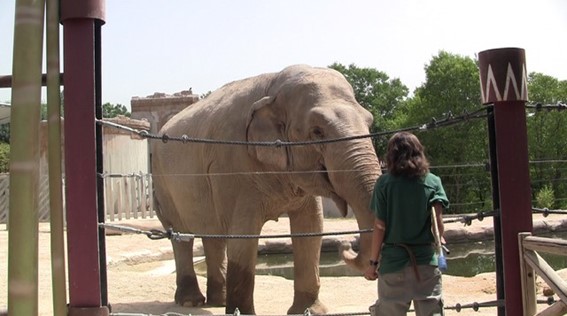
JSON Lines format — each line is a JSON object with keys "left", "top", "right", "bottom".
{"left": 151, "top": 64, "right": 381, "bottom": 314}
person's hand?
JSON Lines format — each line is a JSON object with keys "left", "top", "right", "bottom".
{"left": 364, "top": 265, "right": 378, "bottom": 281}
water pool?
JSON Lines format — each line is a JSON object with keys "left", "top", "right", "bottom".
{"left": 233, "top": 231, "right": 567, "bottom": 279}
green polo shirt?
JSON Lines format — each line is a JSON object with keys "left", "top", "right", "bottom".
{"left": 370, "top": 172, "right": 449, "bottom": 275}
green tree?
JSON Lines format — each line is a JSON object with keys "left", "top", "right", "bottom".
{"left": 404, "top": 51, "right": 489, "bottom": 213}
{"left": 328, "top": 62, "right": 409, "bottom": 154}
{"left": 526, "top": 72, "right": 567, "bottom": 207}
{"left": 102, "top": 102, "right": 130, "bottom": 118}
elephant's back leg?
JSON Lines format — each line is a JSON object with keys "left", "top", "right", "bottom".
{"left": 153, "top": 173, "right": 206, "bottom": 307}
{"left": 171, "top": 239, "right": 206, "bottom": 307}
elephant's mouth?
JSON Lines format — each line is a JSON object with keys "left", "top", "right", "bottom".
{"left": 293, "top": 162, "right": 349, "bottom": 217}
{"left": 330, "top": 192, "right": 348, "bottom": 217}
{"left": 319, "top": 163, "right": 349, "bottom": 217}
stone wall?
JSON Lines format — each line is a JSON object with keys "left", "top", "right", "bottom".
{"left": 102, "top": 115, "right": 151, "bottom": 174}
{"left": 130, "top": 90, "right": 200, "bottom": 134}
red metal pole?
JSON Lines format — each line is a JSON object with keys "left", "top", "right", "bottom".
{"left": 479, "top": 47, "right": 533, "bottom": 315}
{"left": 61, "top": 1, "right": 108, "bottom": 314}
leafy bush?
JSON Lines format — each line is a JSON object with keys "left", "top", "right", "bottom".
{"left": 535, "top": 185, "right": 555, "bottom": 209}
{"left": 0, "top": 142, "right": 9, "bottom": 173}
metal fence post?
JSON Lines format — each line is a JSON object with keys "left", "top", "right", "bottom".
{"left": 479, "top": 47, "right": 533, "bottom": 315}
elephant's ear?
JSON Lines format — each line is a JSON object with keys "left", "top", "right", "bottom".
{"left": 246, "top": 96, "right": 290, "bottom": 170}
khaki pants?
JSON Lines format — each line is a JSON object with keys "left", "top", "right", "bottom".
{"left": 369, "top": 265, "right": 443, "bottom": 316}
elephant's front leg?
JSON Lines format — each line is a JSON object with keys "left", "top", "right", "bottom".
{"left": 287, "top": 199, "right": 328, "bottom": 315}
{"left": 202, "top": 238, "right": 227, "bottom": 306}
{"left": 225, "top": 237, "right": 259, "bottom": 315}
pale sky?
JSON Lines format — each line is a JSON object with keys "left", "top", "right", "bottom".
{"left": 1, "top": 0, "right": 566, "bottom": 109}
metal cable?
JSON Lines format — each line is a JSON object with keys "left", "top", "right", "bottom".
{"left": 525, "top": 102, "right": 567, "bottom": 111}
{"left": 444, "top": 299, "right": 504, "bottom": 312}
{"left": 100, "top": 223, "right": 372, "bottom": 242}
{"left": 443, "top": 210, "right": 497, "bottom": 226}
{"left": 443, "top": 296, "right": 557, "bottom": 312}
{"left": 101, "top": 205, "right": 564, "bottom": 241}
{"left": 532, "top": 207, "right": 567, "bottom": 217}
{"left": 96, "top": 107, "right": 488, "bottom": 147}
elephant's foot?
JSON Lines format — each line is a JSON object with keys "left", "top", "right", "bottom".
{"left": 206, "top": 278, "right": 226, "bottom": 306}
{"left": 288, "top": 297, "right": 328, "bottom": 315}
{"left": 206, "top": 291, "right": 226, "bottom": 307}
{"left": 175, "top": 286, "right": 206, "bottom": 307}
{"left": 226, "top": 305, "right": 255, "bottom": 315}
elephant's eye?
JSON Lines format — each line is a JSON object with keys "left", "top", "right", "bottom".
{"left": 311, "top": 127, "right": 324, "bottom": 139}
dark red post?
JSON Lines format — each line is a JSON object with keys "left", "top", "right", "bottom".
{"left": 61, "top": 1, "right": 108, "bottom": 315}
{"left": 479, "top": 47, "right": 532, "bottom": 315}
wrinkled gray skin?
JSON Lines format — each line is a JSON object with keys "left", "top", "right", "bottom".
{"left": 152, "top": 65, "right": 381, "bottom": 315}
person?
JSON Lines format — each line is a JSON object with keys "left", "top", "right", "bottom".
{"left": 364, "top": 132, "right": 449, "bottom": 316}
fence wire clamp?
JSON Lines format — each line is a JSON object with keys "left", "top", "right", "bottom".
{"left": 303, "top": 309, "right": 311, "bottom": 316}
{"left": 168, "top": 229, "right": 196, "bottom": 243}
{"left": 181, "top": 134, "right": 189, "bottom": 144}
{"left": 427, "top": 117, "right": 437, "bottom": 129}
{"left": 144, "top": 229, "right": 170, "bottom": 240}
{"left": 161, "top": 134, "right": 170, "bottom": 143}
{"left": 476, "top": 210, "right": 490, "bottom": 222}
{"left": 454, "top": 303, "right": 462, "bottom": 312}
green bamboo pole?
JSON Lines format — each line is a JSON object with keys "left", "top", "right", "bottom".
{"left": 8, "top": 0, "right": 45, "bottom": 315}
{"left": 46, "top": 0, "right": 67, "bottom": 314}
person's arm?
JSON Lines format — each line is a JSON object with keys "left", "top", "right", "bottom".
{"left": 433, "top": 202, "right": 445, "bottom": 244}
{"left": 364, "top": 218, "right": 385, "bottom": 280}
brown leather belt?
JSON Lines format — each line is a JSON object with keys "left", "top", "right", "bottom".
{"left": 393, "top": 243, "right": 421, "bottom": 281}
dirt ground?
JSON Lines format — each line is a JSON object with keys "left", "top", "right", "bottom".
{"left": 1, "top": 214, "right": 567, "bottom": 316}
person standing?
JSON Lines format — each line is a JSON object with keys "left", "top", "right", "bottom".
{"left": 365, "top": 132, "right": 449, "bottom": 316}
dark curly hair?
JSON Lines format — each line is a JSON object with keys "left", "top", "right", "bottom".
{"left": 386, "top": 132, "right": 430, "bottom": 178}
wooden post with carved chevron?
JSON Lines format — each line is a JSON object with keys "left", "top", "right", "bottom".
{"left": 479, "top": 47, "right": 533, "bottom": 315}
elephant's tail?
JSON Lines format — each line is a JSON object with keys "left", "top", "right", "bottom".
{"left": 152, "top": 194, "right": 172, "bottom": 230}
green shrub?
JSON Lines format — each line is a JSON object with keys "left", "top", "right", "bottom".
{"left": 535, "top": 185, "right": 555, "bottom": 209}
{"left": 0, "top": 142, "right": 9, "bottom": 173}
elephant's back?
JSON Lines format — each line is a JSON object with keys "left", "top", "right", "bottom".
{"left": 159, "top": 73, "right": 273, "bottom": 138}
{"left": 152, "top": 73, "right": 272, "bottom": 171}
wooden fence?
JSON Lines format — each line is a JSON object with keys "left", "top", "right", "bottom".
{"left": 0, "top": 172, "right": 155, "bottom": 224}
{"left": 103, "top": 172, "right": 155, "bottom": 221}
{"left": 519, "top": 232, "right": 567, "bottom": 315}
{"left": 0, "top": 173, "right": 52, "bottom": 224}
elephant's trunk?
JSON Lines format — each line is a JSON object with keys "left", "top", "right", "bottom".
{"left": 339, "top": 199, "right": 376, "bottom": 273}
{"left": 327, "top": 139, "right": 381, "bottom": 273}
